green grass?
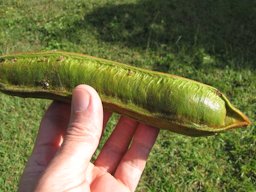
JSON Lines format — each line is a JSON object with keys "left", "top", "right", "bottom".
{"left": 0, "top": 0, "right": 255, "bottom": 191}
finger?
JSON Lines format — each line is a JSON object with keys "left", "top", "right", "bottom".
{"left": 33, "top": 101, "right": 71, "bottom": 164}
{"left": 60, "top": 84, "right": 104, "bottom": 166}
{"left": 19, "top": 101, "right": 71, "bottom": 192}
{"left": 94, "top": 116, "right": 138, "bottom": 173}
{"left": 97, "top": 111, "right": 112, "bottom": 143}
{"left": 114, "top": 124, "right": 159, "bottom": 192}
{"left": 102, "top": 110, "right": 112, "bottom": 131}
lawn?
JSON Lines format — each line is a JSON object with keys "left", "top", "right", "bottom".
{"left": 0, "top": 0, "right": 255, "bottom": 191}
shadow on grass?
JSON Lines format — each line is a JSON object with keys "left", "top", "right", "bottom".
{"left": 84, "top": 0, "right": 255, "bottom": 70}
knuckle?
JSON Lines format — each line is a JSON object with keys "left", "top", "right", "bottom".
{"left": 66, "top": 121, "right": 101, "bottom": 143}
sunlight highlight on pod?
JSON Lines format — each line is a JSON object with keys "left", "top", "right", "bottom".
{"left": 0, "top": 51, "right": 251, "bottom": 136}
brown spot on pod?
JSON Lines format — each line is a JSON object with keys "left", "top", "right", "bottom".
{"left": 215, "top": 89, "right": 222, "bottom": 97}
{"left": 42, "top": 81, "right": 50, "bottom": 89}
{"left": 35, "top": 80, "right": 50, "bottom": 89}
{"left": 11, "top": 58, "right": 17, "bottom": 62}
{"left": 38, "top": 57, "right": 48, "bottom": 62}
{"left": 56, "top": 56, "right": 65, "bottom": 62}
{"left": 127, "top": 69, "right": 134, "bottom": 76}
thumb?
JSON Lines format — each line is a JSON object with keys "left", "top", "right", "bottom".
{"left": 60, "top": 84, "right": 103, "bottom": 165}
{"left": 35, "top": 85, "right": 103, "bottom": 191}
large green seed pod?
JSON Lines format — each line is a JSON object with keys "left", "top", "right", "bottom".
{"left": 0, "top": 51, "right": 251, "bottom": 136}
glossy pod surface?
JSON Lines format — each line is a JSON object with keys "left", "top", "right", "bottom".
{"left": 0, "top": 51, "right": 251, "bottom": 136}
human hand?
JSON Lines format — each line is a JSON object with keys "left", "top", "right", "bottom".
{"left": 18, "top": 85, "right": 159, "bottom": 192}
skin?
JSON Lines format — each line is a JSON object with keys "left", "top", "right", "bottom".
{"left": 18, "top": 85, "right": 159, "bottom": 192}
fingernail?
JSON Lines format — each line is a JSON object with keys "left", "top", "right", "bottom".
{"left": 72, "top": 88, "right": 90, "bottom": 112}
